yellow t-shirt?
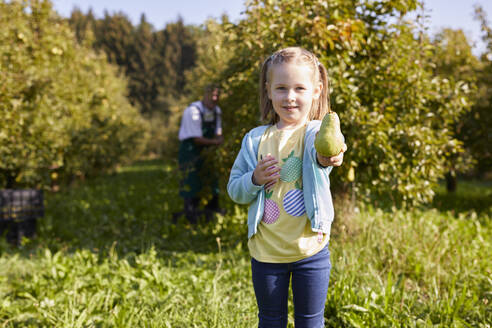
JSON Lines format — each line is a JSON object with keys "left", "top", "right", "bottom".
{"left": 248, "top": 124, "right": 329, "bottom": 263}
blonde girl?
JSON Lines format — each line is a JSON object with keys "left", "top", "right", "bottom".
{"left": 228, "top": 47, "right": 346, "bottom": 327}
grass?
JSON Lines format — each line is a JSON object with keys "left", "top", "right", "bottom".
{"left": 0, "top": 159, "right": 490, "bottom": 327}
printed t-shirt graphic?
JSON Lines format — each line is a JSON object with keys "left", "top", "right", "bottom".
{"left": 248, "top": 124, "right": 328, "bottom": 263}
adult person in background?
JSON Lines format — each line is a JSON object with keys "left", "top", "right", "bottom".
{"left": 177, "top": 85, "right": 224, "bottom": 224}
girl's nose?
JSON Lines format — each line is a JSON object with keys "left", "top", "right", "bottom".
{"left": 287, "top": 89, "right": 296, "bottom": 101}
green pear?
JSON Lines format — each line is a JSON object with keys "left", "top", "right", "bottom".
{"left": 315, "top": 111, "right": 344, "bottom": 157}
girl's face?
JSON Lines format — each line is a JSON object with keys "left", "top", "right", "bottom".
{"left": 267, "top": 62, "right": 322, "bottom": 129}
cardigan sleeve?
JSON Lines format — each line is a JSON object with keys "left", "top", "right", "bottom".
{"left": 227, "top": 131, "right": 263, "bottom": 204}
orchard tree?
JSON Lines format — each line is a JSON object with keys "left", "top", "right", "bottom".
{"left": 189, "top": 0, "right": 470, "bottom": 207}
{"left": 470, "top": 5, "right": 492, "bottom": 177}
{"left": 183, "top": 17, "right": 233, "bottom": 100}
{"left": 433, "top": 29, "right": 478, "bottom": 82}
{"left": 432, "top": 28, "right": 479, "bottom": 191}
{"left": 0, "top": 0, "right": 148, "bottom": 188}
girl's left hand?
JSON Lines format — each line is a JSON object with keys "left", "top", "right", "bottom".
{"left": 317, "top": 144, "right": 347, "bottom": 167}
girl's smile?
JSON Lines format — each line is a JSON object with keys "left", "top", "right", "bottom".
{"left": 267, "top": 62, "right": 322, "bottom": 129}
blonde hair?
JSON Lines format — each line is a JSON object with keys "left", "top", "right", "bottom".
{"left": 259, "top": 47, "right": 331, "bottom": 124}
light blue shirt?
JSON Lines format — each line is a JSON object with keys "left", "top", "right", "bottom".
{"left": 227, "top": 120, "right": 338, "bottom": 239}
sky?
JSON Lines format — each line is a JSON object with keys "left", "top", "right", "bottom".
{"left": 51, "top": 0, "right": 492, "bottom": 56}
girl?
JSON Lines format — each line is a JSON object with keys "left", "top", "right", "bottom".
{"left": 227, "top": 47, "right": 346, "bottom": 328}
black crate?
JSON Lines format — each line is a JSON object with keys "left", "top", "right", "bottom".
{"left": 0, "top": 189, "right": 44, "bottom": 245}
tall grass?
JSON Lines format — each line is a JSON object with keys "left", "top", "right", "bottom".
{"left": 327, "top": 205, "right": 491, "bottom": 327}
{"left": 0, "top": 159, "right": 490, "bottom": 327}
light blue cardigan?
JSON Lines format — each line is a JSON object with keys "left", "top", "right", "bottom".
{"left": 227, "top": 120, "right": 337, "bottom": 239}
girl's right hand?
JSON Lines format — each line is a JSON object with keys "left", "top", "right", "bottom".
{"left": 252, "top": 154, "right": 281, "bottom": 189}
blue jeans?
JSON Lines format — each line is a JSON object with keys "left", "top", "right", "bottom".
{"left": 251, "top": 246, "right": 331, "bottom": 328}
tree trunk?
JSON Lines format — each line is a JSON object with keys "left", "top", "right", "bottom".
{"left": 445, "top": 170, "right": 457, "bottom": 193}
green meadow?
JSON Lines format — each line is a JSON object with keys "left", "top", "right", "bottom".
{"left": 0, "top": 159, "right": 490, "bottom": 327}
